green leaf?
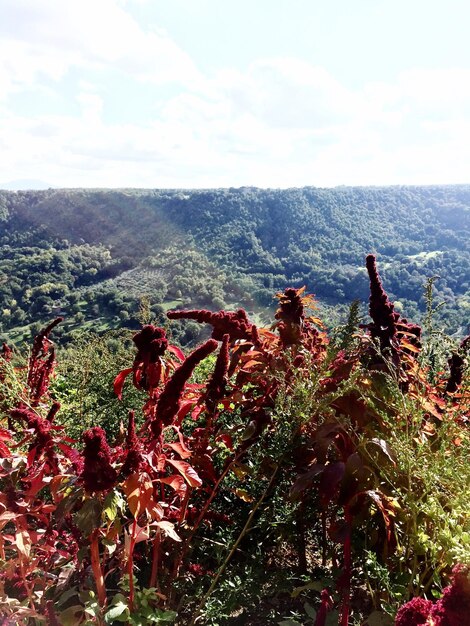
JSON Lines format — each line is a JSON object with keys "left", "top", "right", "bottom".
{"left": 55, "top": 488, "right": 83, "bottom": 522}
{"left": 304, "top": 601, "right": 317, "bottom": 619}
{"left": 326, "top": 611, "right": 339, "bottom": 626}
{"left": 364, "top": 611, "right": 394, "bottom": 626}
{"left": 103, "top": 489, "right": 124, "bottom": 522}
{"left": 278, "top": 620, "right": 302, "bottom": 626}
{"left": 156, "top": 610, "right": 177, "bottom": 623}
{"left": 59, "top": 605, "right": 85, "bottom": 626}
{"left": 74, "top": 498, "right": 102, "bottom": 536}
{"left": 104, "top": 600, "right": 130, "bottom": 623}
{"left": 291, "top": 579, "right": 324, "bottom": 598}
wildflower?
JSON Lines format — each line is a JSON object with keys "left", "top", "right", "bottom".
{"left": 81, "top": 427, "right": 117, "bottom": 492}
{"left": 430, "top": 564, "right": 470, "bottom": 626}
{"left": 27, "top": 318, "right": 62, "bottom": 405}
{"left": 365, "top": 255, "right": 398, "bottom": 354}
{"left": 132, "top": 325, "right": 168, "bottom": 391}
{"left": 274, "top": 287, "right": 320, "bottom": 347}
{"left": 1, "top": 342, "right": 12, "bottom": 361}
{"left": 167, "top": 308, "right": 255, "bottom": 342}
{"left": 187, "top": 563, "right": 207, "bottom": 576}
{"left": 205, "top": 334, "right": 229, "bottom": 412}
{"left": 45, "top": 601, "right": 61, "bottom": 626}
{"left": 10, "top": 406, "right": 56, "bottom": 469}
{"left": 314, "top": 588, "right": 334, "bottom": 626}
{"left": 121, "top": 411, "right": 143, "bottom": 477}
{"left": 446, "top": 337, "right": 469, "bottom": 393}
{"left": 394, "top": 596, "right": 433, "bottom": 626}
{"left": 46, "top": 401, "right": 61, "bottom": 422}
{"left": 153, "top": 339, "right": 218, "bottom": 436}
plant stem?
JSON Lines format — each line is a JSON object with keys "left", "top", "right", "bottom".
{"left": 149, "top": 529, "right": 161, "bottom": 591}
{"left": 170, "top": 449, "right": 246, "bottom": 585}
{"left": 340, "top": 507, "right": 352, "bottom": 626}
{"left": 128, "top": 519, "right": 137, "bottom": 612}
{"left": 187, "top": 462, "right": 280, "bottom": 626}
{"left": 90, "top": 531, "right": 106, "bottom": 609}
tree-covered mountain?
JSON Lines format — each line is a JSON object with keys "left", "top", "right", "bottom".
{"left": 0, "top": 185, "right": 469, "bottom": 345}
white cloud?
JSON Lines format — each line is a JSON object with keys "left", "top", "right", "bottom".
{"left": 1, "top": 1, "right": 469, "bottom": 187}
{"left": 0, "top": 0, "right": 201, "bottom": 92}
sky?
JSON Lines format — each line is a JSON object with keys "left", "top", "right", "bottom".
{"left": 1, "top": 0, "right": 470, "bottom": 189}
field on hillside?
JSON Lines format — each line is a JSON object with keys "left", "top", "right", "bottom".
{"left": 1, "top": 186, "right": 469, "bottom": 347}
{"left": 0, "top": 256, "right": 468, "bottom": 625}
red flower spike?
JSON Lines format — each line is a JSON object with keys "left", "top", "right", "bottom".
{"left": 274, "top": 287, "right": 319, "bottom": 347}
{"left": 10, "top": 406, "right": 57, "bottom": 470}
{"left": 394, "top": 596, "right": 433, "bottom": 626}
{"left": 314, "top": 588, "right": 334, "bottom": 626}
{"left": 121, "top": 411, "right": 144, "bottom": 477}
{"left": 430, "top": 564, "right": 470, "bottom": 626}
{"left": 153, "top": 339, "right": 218, "bottom": 435}
{"left": 167, "top": 308, "right": 256, "bottom": 342}
{"left": 81, "top": 427, "right": 117, "bottom": 492}
{"left": 27, "top": 318, "right": 62, "bottom": 405}
{"left": 205, "top": 334, "right": 229, "bottom": 412}
{"left": 45, "top": 601, "right": 61, "bottom": 626}
{"left": 365, "top": 255, "right": 422, "bottom": 368}
{"left": 446, "top": 338, "right": 469, "bottom": 393}
{"left": 46, "top": 401, "right": 61, "bottom": 422}
{"left": 132, "top": 325, "right": 168, "bottom": 391}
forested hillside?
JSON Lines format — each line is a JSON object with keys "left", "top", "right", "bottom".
{"left": 0, "top": 185, "right": 469, "bottom": 345}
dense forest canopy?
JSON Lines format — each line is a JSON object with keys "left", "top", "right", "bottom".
{"left": 0, "top": 185, "right": 469, "bottom": 345}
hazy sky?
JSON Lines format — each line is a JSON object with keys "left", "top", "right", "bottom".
{"left": 1, "top": 0, "right": 470, "bottom": 188}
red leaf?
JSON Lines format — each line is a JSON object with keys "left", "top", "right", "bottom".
{"left": 23, "top": 468, "right": 46, "bottom": 496}
{"left": 164, "top": 441, "right": 192, "bottom": 460}
{"left": 0, "top": 428, "right": 12, "bottom": 442}
{"left": 0, "top": 512, "right": 18, "bottom": 530}
{"left": 191, "top": 405, "right": 203, "bottom": 421}
{"left": 369, "top": 438, "right": 396, "bottom": 466}
{"left": 113, "top": 367, "right": 133, "bottom": 400}
{"left": 26, "top": 446, "right": 37, "bottom": 468}
{"left": 216, "top": 434, "right": 233, "bottom": 450}
{"left": 166, "top": 459, "right": 202, "bottom": 488}
{"left": 0, "top": 442, "right": 11, "bottom": 458}
{"left": 319, "top": 462, "right": 345, "bottom": 506}
{"left": 122, "top": 472, "right": 153, "bottom": 518}
{"left": 192, "top": 453, "right": 217, "bottom": 484}
{"left": 156, "top": 453, "right": 167, "bottom": 472}
{"left": 159, "top": 474, "right": 187, "bottom": 498}
{"left": 176, "top": 401, "right": 195, "bottom": 424}
{"left": 15, "top": 529, "right": 31, "bottom": 557}
{"left": 290, "top": 465, "right": 324, "bottom": 498}
{"left": 167, "top": 344, "right": 185, "bottom": 362}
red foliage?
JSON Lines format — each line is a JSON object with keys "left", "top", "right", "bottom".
{"left": 0, "top": 255, "right": 467, "bottom": 624}
{"left": 394, "top": 596, "right": 433, "bottom": 626}
{"left": 81, "top": 426, "right": 117, "bottom": 493}
{"left": 27, "top": 317, "right": 62, "bottom": 405}
{"left": 395, "top": 565, "right": 470, "bottom": 626}
{"left": 153, "top": 339, "right": 218, "bottom": 435}
{"left": 121, "top": 410, "right": 143, "bottom": 477}
{"left": 429, "top": 564, "right": 470, "bottom": 626}
{"left": 167, "top": 308, "right": 255, "bottom": 342}
{"left": 205, "top": 333, "right": 229, "bottom": 412}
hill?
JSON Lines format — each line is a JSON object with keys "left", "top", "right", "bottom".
{"left": 0, "top": 185, "right": 469, "bottom": 344}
